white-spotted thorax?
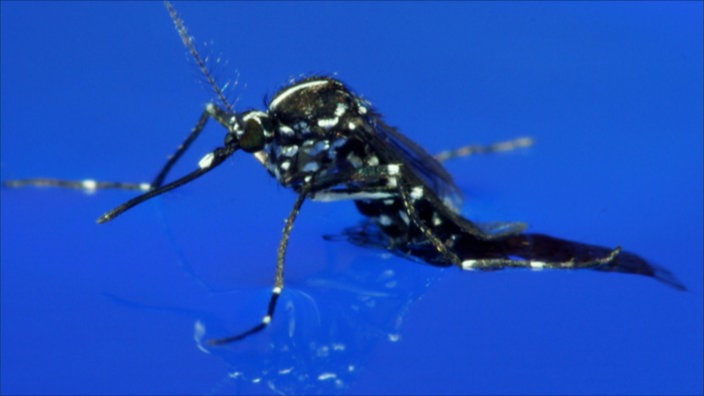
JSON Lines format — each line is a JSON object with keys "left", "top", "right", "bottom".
{"left": 241, "top": 77, "right": 380, "bottom": 196}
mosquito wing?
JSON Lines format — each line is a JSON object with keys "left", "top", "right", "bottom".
{"left": 361, "top": 114, "right": 464, "bottom": 211}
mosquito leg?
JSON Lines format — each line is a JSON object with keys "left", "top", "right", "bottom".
{"left": 97, "top": 144, "right": 238, "bottom": 223}
{"left": 392, "top": 175, "right": 626, "bottom": 274}
{"left": 459, "top": 247, "right": 621, "bottom": 271}
{"left": 434, "top": 137, "right": 533, "bottom": 163}
{"left": 2, "top": 178, "right": 150, "bottom": 192}
{"left": 2, "top": 105, "right": 233, "bottom": 194}
{"left": 207, "top": 185, "right": 310, "bottom": 345}
{"left": 314, "top": 163, "right": 487, "bottom": 261}
{"left": 396, "top": 182, "right": 463, "bottom": 265}
{"left": 395, "top": 181, "right": 627, "bottom": 275}
{"left": 149, "top": 109, "right": 212, "bottom": 188}
{"left": 309, "top": 164, "right": 405, "bottom": 202}
{"left": 150, "top": 104, "right": 232, "bottom": 188}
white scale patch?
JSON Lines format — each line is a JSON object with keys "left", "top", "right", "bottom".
{"left": 198, "top": 152, "right": 215, "bottom": 169}
{"left": 81, "top": 179, "right": 97, "bottom": 190}
{"left": 366, "top": 155, "right": 379, "bottom": 166}
{"left": 334, "top": 102, "right": 348, "bottom": 117}
{"left": 347, "top": 122, "right": 356, "bottom": 130}
{"left": 269, "top": 79, "right": 329, "bottom": 110}
{"left": 432, "top": 212, "right": 442, "bottom": 226}
{"left": 279, "top": 125, "right": 295, "bottom": 136}
{"left": 254, "top": 151, "right": 268, "bottom": 166}
{"left": 387, "top": 176, "right": 398, "bottom": 188}
{"left": 317, "top": 117, "right": 339, "bottom": 129}
{"left": 410, "top": 186, "right": 424, "bottom": 200}
{"left": 530, "top": 261, "right": 546, "bottom": 270}
{"left": 379, "top": 215, "right": 392, "bottom": 226}
{"left": 242, "top": 111, "right": 264, "bottom": 122}
{"left": 302, "top": 162, "right": 320, "bottom": 172}
{"left": 280, "top": 160, "right": 291, "bottom": 171}
{"left": 461, "top": 260, "right": 478, "bottom": 270}
{"left": 312, "top": 191, "right": 394, "bottom": 202}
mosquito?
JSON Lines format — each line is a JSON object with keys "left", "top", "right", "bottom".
{"left": 3, "top": 1, "right": 684, "bottom": 346}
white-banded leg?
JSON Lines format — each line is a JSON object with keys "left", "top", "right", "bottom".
{"left": 386, "top": 166, "right": 628, "bottom": 275}
{"left": 395, "top": 182, "right": 464, "bottom": 266}
{"left": 308, "top": 163, "right": 406, "bottom": 202}
{"left": 3, "top": 105, "right": 230, "bottom": 193}
{"left": 207, "top": 184, "right": 311, "bottom": 345}
{"left": 2, "top": 178, "right": 151, "bottom": 192}
{"left": 98, "top": 144, "right": 238, "bottom": 223}
{"left": 459, "top": 247, "right": 622, "bottom": 271}
{"left": 334, "top": 162, "right": 468, "bottom": 265}
{"left": 150, "top": 104, "right": 231, "bottom": 188}
{"left": 434, "top": 137, "right": 533, "bottom": 163}
{"left": 314, "top": 163, "right": 482, "bottom": 265}
{"left": 395, "top": 180, "right": 626, "bottom": 273}
{"left": 3, "top": 105, "right": 237, "bottom": 223}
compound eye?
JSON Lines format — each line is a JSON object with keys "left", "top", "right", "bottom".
{"left": 240, "top": 118, "right": 265, "bottom": 153}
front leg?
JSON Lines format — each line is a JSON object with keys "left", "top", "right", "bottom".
{"left": 2, "top": 105, "right": 228, "bottom": 194}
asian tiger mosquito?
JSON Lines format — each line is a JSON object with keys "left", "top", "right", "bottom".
{"left": 3, "top": 2, "right": 685, "bottom": 346}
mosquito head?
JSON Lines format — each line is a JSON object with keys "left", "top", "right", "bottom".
{"left": 227, "top": 110, "right": 272, "bottom": 153}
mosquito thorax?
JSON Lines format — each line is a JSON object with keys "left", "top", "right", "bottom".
{"left": 246, "top": 76, "right": 375, "bottom": 189}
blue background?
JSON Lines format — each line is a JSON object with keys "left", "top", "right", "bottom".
{"left": 2, "top": 2, "right": 701, "bottom": 394}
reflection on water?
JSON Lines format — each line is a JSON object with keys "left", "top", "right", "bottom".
{"left": 195, "top": 254, "right": 444, "bottom": 394}
{"left": 153, "top": 194, "right": 446, "bottom": 394}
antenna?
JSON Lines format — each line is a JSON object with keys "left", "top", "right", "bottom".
{"left": 164, "top": 1, "right": 234, "bottom": 113}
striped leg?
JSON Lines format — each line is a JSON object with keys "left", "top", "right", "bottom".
{"left": 433, "top": 137, "right": 533, "bottom": 163}
{"left": 207, "top": 185, "right": 310, "bottom": 345}
{"left": 3, "top": 105, "right": 229, "bottom": 193}
{"left": 3, "top": 105, "right": 236, "bottom": 223}
{"left": 375, "top": 166, "right": 685, "bottom": 290}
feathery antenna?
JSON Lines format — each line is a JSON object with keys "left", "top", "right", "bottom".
{"left": 164, "top": 1, "right": 234, "bottom": 113}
